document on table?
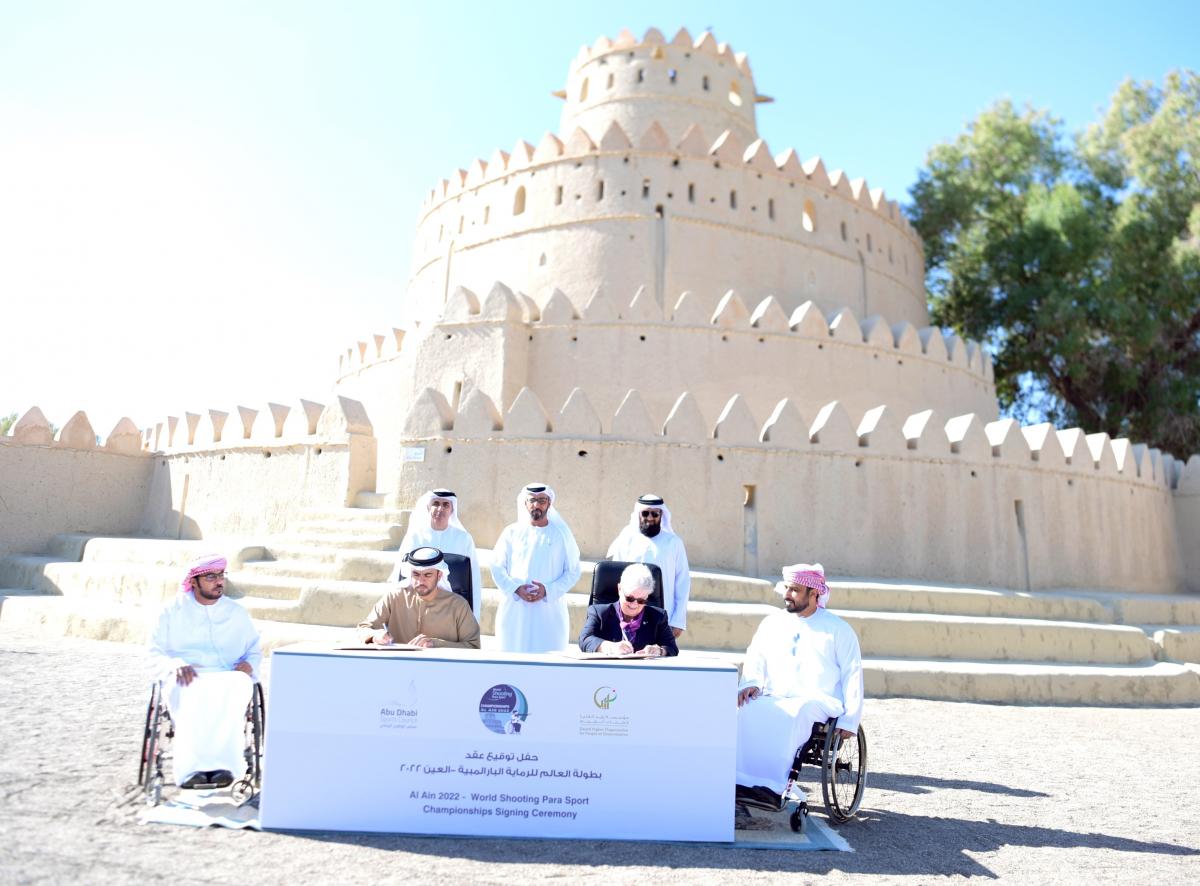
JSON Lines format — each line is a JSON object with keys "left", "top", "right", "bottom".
{"left": 559, "top": 649, "right": 652, "bottom": 660}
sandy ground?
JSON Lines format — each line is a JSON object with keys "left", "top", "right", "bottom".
{"left": 1, "top": 628, "right": 1197, "bottom": 885}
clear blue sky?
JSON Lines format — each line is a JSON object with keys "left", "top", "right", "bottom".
{"left": 2, "top": 1, "right": 1196, "bottom": 435}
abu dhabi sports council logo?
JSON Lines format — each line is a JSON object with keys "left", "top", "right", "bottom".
{"left": 479, "top": 684, "right": 529, "bottom": 735}
{"left": 593, "top": 686, "right": 617, "bottom": 710}
{"left": 378, "top": 680, "right": 419, "bottom": 730}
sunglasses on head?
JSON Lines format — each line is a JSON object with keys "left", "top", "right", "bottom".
{"left": 623, "top": 595, "right": 649, "bottom": 605}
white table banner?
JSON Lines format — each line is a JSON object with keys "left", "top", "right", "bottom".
{"left": 260, "top": 645, "right": 738, "bottom": 842}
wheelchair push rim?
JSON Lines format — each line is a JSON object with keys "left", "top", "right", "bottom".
{"left": 820, "top": 723, "right": 867, "bottom": 823}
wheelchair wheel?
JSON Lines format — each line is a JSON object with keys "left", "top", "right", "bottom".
{"left": 246, "top": 683, "right": 265, "bottom": 786}
{"left": 820, "top": 723, "right": 867, "bottom": 823}
{"left": 140, "top": 684, "right": 167, "bottom": 806}
{"left": 232, "top": 683, "right": 266, "bottom": 803}
{"left": 137, "top": 686, "right": 157, "bottom": 786}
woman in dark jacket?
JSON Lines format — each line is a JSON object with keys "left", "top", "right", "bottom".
{"left": 578, "top": 563, "right": 679, "bottom": 657}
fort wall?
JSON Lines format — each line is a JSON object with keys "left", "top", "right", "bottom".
{"left": 389, "top": 385, "right": 1186, "bottom": 593}
{"left": 0, "top": 400, "right": 379, "bottom": 552}
{"left": 0, "top": 409, "right": 153, "bottom": 556}
{"left": 139, "top": 396, "right": 378, "bottom": 539}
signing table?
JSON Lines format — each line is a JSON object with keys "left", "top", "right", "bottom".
{"left": 259, "top": 643, "right": 737, "bottom": 841}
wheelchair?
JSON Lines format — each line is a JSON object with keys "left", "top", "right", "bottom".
{"left": 589, "top": 560, "right": 664, "bottom": 608}
{"left": 137, "top": 679, "right": 266, "bottom": 806}
{"left": 740, "top": 717, "right": 868, "bottom": 831}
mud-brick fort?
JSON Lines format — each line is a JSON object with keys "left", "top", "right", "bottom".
{"left": 4, "top": 27, "right": 1200, "bottom": 704}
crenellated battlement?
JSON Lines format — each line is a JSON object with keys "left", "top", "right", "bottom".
{"left": 397, "top": 383, "right": 1181, "bottom": 490}
{"left": 569, "top": 28, "right": 754, "bottom": 76}
{"left": 3, "top": 407, "right": 149, "bottom": 455}
{"left": 414, "top": 116, "right": 918, "bottom": 245}
{"left": 341, "top": 283, "right": 983, "bottom": 376}
{"left": 146, "top": 396, "right": 375, "bottom": 453}
{"left": 335, "top": 280, "right": 995, "bottom": 431}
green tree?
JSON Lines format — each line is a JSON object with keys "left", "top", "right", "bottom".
{"left": 0, "top": 412, "right": 17, "bottom": 436}
{"left": 909, "top": 71, "right": 1200, "bottom": 455}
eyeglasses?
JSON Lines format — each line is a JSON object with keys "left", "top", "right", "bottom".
{"left": 622, "top": 595, "right": 649, "bottom": 605}
{"left": 638, "top": 510, "right": 661, "bottom": 518}
{"left": 197, "top": 572, "right": 226, "bottom": 582}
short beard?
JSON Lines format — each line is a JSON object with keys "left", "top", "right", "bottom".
{"left": 639, "top": 522, "right": 661, "bottom": 538}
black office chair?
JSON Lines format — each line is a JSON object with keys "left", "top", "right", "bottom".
{"left": 588, "top": 560, "right": 664, "bottom": 609}
{"left": 441, "top": 552, "right": 474, "bottom": 612}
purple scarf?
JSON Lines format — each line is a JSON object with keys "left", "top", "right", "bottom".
{"left": 616, "top": 602, "right": 644, "bottom": 646}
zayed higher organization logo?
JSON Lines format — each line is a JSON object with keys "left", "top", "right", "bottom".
{"left": 593, "top": 686, "right": 618, "bottom": 710}
{"left": 479, "top": 684, "right": 529, "bottom": 735}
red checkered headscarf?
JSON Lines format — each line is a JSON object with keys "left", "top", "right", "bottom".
{"left": 777, "top": 562, "right": 829, "bottom": 608}
{"left": 180, "top": 554, "right": 227, "bottom": 596}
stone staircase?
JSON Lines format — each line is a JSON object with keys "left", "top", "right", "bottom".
{"left": 3, "top": 504, "right": 1200, "bottom": 704}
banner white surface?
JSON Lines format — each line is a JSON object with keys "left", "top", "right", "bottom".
{"left": 259, "top": 645, "right": 738, "bottom": 841}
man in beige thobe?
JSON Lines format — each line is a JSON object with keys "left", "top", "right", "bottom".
{"left": 358, "top": 547, "right": 480, "bottom": 649}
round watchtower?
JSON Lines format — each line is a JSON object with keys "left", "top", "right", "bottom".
{"left": 404, "top": 27, "right": 930, "bottom": 335}
{"left": 559, "top": 27, "right": 760, "bottom": 146}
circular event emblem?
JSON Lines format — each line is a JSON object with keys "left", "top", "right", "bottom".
{"left": 479, "top": 684, "right": 529, "bottom": 735}
{"left": 593, "top": 686, "right": 617, "bottom": 709}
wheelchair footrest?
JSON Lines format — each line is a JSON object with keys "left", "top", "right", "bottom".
{"left": 180, "top": 770, "right": 235, "bottom": 790}
{"left": 735, "top": 784, "right": 784, "bottom": 812}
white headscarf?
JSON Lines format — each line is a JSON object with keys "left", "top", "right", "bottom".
{"left": 611, "top": 493, "right": 675, "bottom": 549}
{"left": 517, "top": 482, "right": 581, "bottom": 570}
{"left": 408, "top": 489, "right": 466, "bottom": 534}
{"left": 397, "top": 546, "right": 453, "bottom": 593}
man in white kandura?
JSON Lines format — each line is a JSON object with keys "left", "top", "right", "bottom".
{"left": 606, "top": 493, "right": 691, "bottom": 638}
{"left": 735, "top": 563, "right": 864, "bottom": 810}
{"left": 149, "top": 554, "right": 262, "bottom": 789}
{"left": 389, "top": 488, "right": 482, "bottom": 624}
{"left": 490, "top": 483, "right": 582, "bottom": 652}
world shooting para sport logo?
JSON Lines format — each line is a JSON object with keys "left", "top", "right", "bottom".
{"left": 478, "top": 683, "right": 529, "bottom": 735}
{"left": 593, "top": 686, "right": 617, "bottom": 710}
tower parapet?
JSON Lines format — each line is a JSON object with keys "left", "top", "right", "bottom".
{"left": 407, "top": 117, "right": 926, "bottom": 330}
{"left": 338, "top": 280, "right": 996, "bottom": 432}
